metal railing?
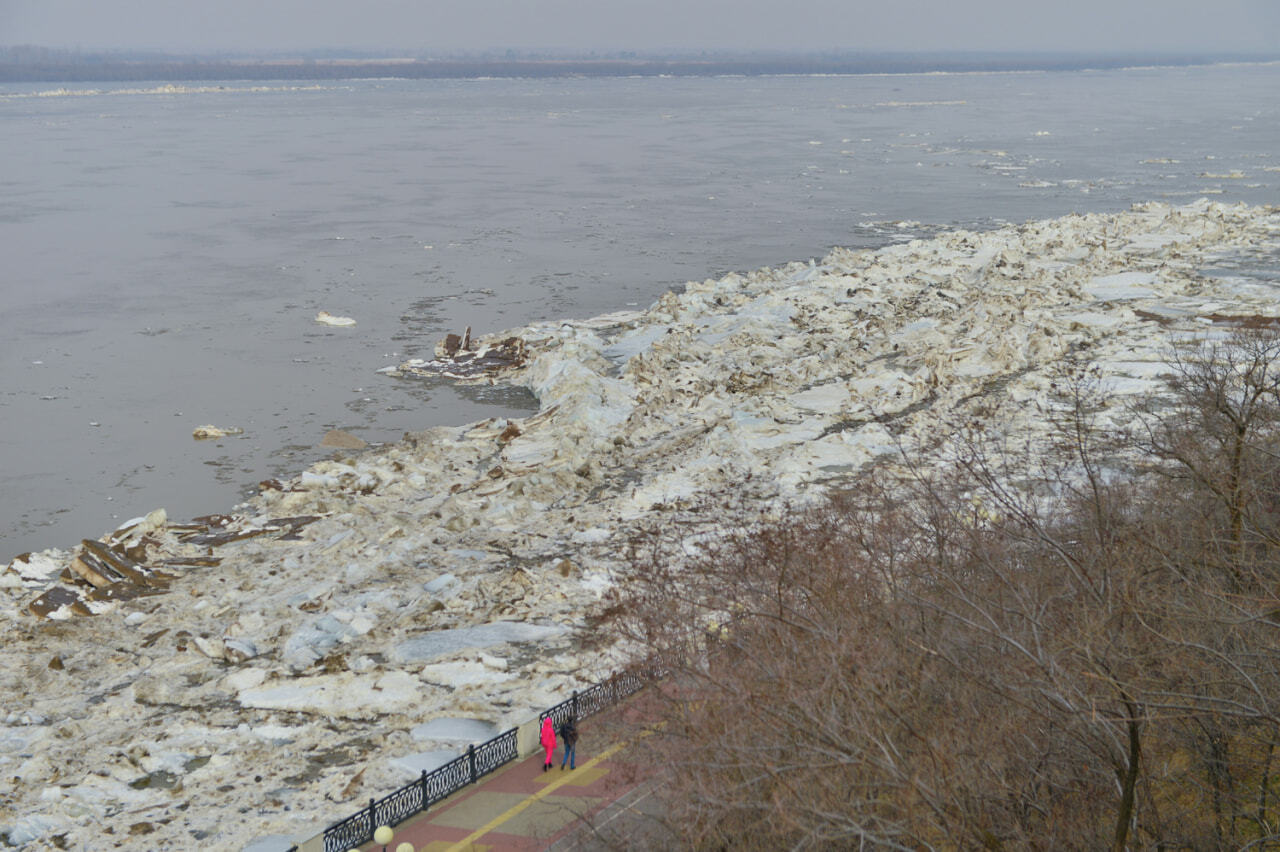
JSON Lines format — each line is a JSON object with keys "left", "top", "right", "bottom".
{"left": 539, "top": 667, "right": 650, "bottom": 730}
{"left": 318, "top": 670, "right": 650, "bottom": 852}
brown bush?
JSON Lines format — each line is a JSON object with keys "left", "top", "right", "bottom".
{"left": 607, "top": 331, "right": 1280, "bottom": 850}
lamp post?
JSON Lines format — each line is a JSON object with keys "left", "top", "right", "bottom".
{"left": 373, "top": 824, "right": 394, "bottom": 851}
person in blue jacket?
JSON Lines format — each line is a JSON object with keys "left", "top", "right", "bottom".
{"left": 559, "top": 716, "right": 579, "bottom": 770}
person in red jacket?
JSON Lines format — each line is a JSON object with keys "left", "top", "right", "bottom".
{"left": 540, "top": 716, "right": 557, "bottom": 772}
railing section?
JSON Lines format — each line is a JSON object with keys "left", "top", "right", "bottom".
{"left": 421, "top": 752, "right": 472, "bottom": 809}
{"left": 613, "top": 669, "right": 648, "bottom": 699}
{"left": 373, "top": 777, "right": 424, "bottom": 829}
{"left": 540, "top": 693, "right": 577, "bottom": 729}
{"left": 472, "top": 727, "right": 518, "bottom": 780}
{"left": 575, "top": 682, "right": 613, "bottom": 719}
{"left": 540, "top": 670, "right": 652, "bottom": 729}
{"left": 322, "top": 805, "right": 372, "bottom": 852}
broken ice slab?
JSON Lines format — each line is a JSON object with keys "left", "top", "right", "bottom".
{"left": 441, "top": 326, "right": 473, "bottom": 355}
{"left": 84, "top": 581, "right": 168, "bottom": 605}
{"left": 28, "top": 585, "right": 86, "bottom": 619}
{"left": 21, "top": 512, "right": 320, "bottom": 620}
{"left": 315, "top": 311, "right": 356, "bottom": 327}
{"left": 106, "top": 508, "right": 168, "bottom": 547}
{"left": 410, "top": 718, "right": 499, "bottom": 744}
{"left": 176, "top": 515, "right": 321, "bottom": 547}
{"left": 4, "top": 551, "right": 66, "bottom": 587}
{"left": 68, "top": 541, "right": 164, "bottom": 590}
{"left": 189, "top": 514, "right": 236, "bottom": 528}
{"left": 192, "top": 424, "right": 243, "bottom": 440}
{"left": 390, "top": 621, "right": 568, "bottom": 664}
{"left": 399, "top": 331, "right": 530, "bottom": 380}
{"left": 157, "top": 556, "right": 222, "bottom": 568}
{"left": 73, "top": 539, "right": 174, "bottom": 588}
{"left": 177, "top": 528, "right": 271, "bottom": 548}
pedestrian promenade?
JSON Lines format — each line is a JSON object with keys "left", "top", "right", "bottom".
{"left": 352, "top": 728, "right": 648, "bottom": 852}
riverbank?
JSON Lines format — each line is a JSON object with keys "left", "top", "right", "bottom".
{"left": 2, "top": 199, "right": 1279, "bottom": 850}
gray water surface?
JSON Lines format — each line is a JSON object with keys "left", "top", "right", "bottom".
{"left": 2, "top": 65, "right": 1277, "bottom": 558}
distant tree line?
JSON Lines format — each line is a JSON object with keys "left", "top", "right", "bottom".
{"left": 1, "top": 49, "right": 1276, "bottom": 83}
{"left": 602, "top": 329, "right": 1280, "bottom": 850}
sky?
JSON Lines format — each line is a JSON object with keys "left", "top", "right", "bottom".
{"left": 2, "top": 0, "right": 1279, "bottom": 55}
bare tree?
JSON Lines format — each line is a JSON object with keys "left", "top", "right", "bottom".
{"left": 1135, "top": 329, "right": 1280, "bottom": 570}
{"left": 602, "top": 333, "right": 1280, "bottom": 850}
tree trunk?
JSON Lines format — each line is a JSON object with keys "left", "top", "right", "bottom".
{"left": 1113, "top": 711, "right": 1142, "bottom": 852}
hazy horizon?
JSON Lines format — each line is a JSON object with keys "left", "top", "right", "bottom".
{"left": 4, "top": 45, "right": 1280, "bottom": 61}
{"left": 3, "top": 0, "right": 1278, "bottom": 56}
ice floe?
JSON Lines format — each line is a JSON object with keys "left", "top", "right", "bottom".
{"left": 191, "top": 424, "right": 243, "bottom": 439}
{"left": 315, "top": 311, "right": 357, "bottom": 327}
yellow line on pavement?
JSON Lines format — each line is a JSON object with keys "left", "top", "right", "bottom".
{"left": 440, "top": 739, "right": 630, "bottom": 852}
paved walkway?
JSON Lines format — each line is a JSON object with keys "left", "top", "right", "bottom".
{"left": 354, "top": 731, "right": 649, "bottom": 852}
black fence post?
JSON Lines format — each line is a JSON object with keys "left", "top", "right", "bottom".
{"left": 571, "top": 689, "right": 579, "bottom": 719}
{"left": 367, "top": 796, "right": 376, "bottom": 837}
{"left": 468, "top": 743, "right": 477, "bottom": 784}
{"left": 419, "top": 769, "right": 429, "bottom": 812}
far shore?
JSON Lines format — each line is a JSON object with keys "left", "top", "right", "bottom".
{"left": 3, "top": 51, "right": 1278, "bottom": 83}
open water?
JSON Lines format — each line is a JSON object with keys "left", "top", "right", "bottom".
{"left": 2, "top": 62, "right": 1278, "bottom": 559}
